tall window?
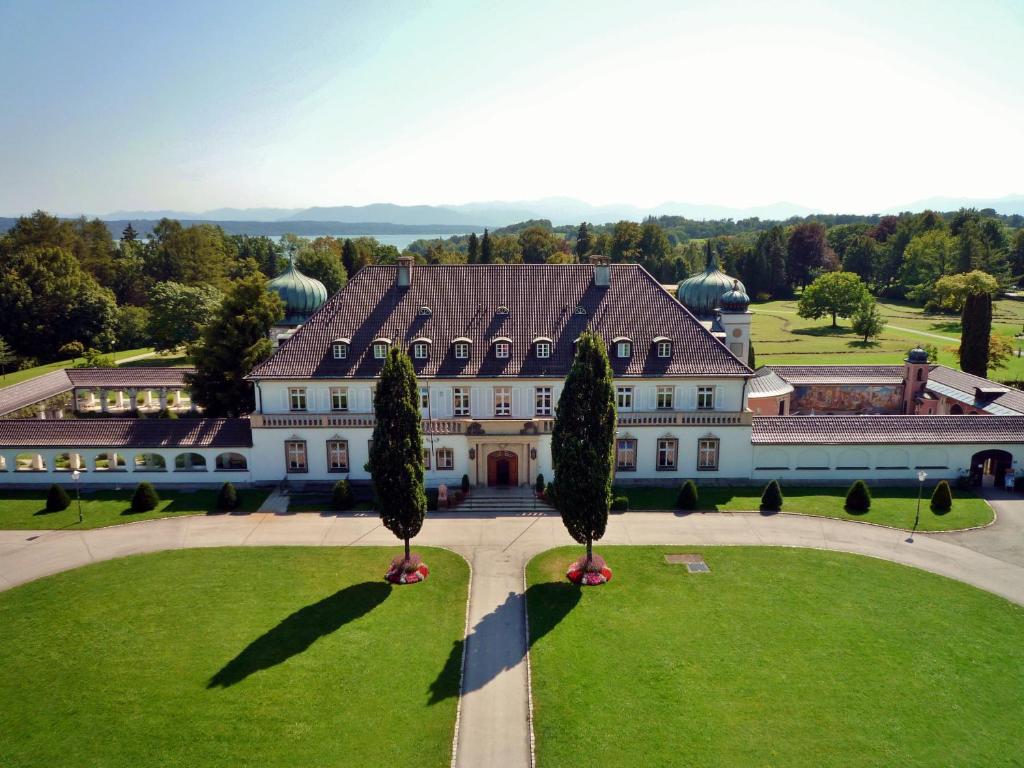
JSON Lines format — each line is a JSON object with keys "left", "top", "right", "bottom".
{"left": 436, "top": 447, "right": 454, "bottom": 470}
{"left": 697, "top": 386, "right": 715, "bottom": 410}
{"left": 423, "top": 447, "right": 431, "bottom": 469}
{"left": 656, "top": 438, "right": 678, "bottom": 470}
{"left": 289, "top": 388, "right": 307, "bottom": 411}
{"left": 697, "top": 438, "right": 720, "bottom": 471}
{"left": 494, "top": 386, "right": 511, "bottom": 417}
{"left": 454, "top": 342, "right": 470, "bottom": 359}
{"left": 657, "top": 341, "right": 673, "bottom": 358}
{"left": 495, "top": 341, "right": 511, "bottom": 359}
{"left": 536, "top": 341, "right": 551, "bottom": 359}
{"left": 617, "top": 341, "right": 632, "bottom": 358}
{"left": 453, "top": 387, "right": 470, "bottom": 416}
{"left": 616, "top": 386, "right": 633, "bottom": 410}
{"left": 656, "top": 386, "right": 674, "bottom": 410}
{"left": 327, "top": 440, "right": 349, "bottom": 472}
{"left": 616, "top": 438, "right": 637, "bottom": 471}
{"left": 535, "top": 386, "right": 552, "bottom": 416}
{"left": 330, "top": 387, "right": 349, "bottom": 412}
{"left": 413, "top": 342, "right": 429, "bottom": 360}
{"left": 285, "top": 440, "right": 307, "bottom": 473}
{"left": 332, "top": 343, "right": 348, "bottom": 359}
{"left": 420, "top": 387, "right": 430, "bottom": 409}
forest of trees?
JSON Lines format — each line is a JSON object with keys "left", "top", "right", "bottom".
{"left": 1, "top": 206, "right": 1022, "bottom": 371}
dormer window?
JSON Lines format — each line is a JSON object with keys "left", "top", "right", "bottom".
{"left": 533, "top": 336, "right": 553, "bottom": 359}
{"left": 411, "top": 337, "right": 431, "bottom": 360}
{"left": 613, "top": 336, "right": 632, "bottom": 359}
{"left": 654, "top": 337, "right": 673, "bottom": 358}
{"left": 453, "top": 337, "right": 471, "bottom": 360}
{"left": 332, "top": 342, "right": 348, "bottom": 360}
{"left": 493, "top": 337, "right": 512, "bottom": 359}
{"left": 372, "top": 338, "right": 391, "bottom": 359}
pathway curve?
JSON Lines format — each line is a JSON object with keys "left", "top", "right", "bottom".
{"left": 2, "top": 509, "right": 1023, "bottom": 768}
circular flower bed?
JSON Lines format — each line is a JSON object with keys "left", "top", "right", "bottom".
{"left": 384, "top": 554, "right": 430, "bottom": 585}
{"left": 566, "top": 553, "right": 613, "bottom": 586}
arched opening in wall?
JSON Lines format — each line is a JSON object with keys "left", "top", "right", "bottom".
{"left": 175, "top": 453, "right": 208, "bottom": 472}
{"left": 52, "top": 453, "right": 86, "bottom": 472}
{"left": 487, "top": 450, "right": 518, "bottom": 487}
{"left": 0, "top": 455, "right": 6, "bottom": 471}
{"left": 216, "top": 452, "right": 247, "bottom": 471}
{"left": 950, "top": 403, "right": 964, "bottom": 414}
{"left": 94, "top": 452, "right": 127, "bottom": 471}
{"left": 970, "top": 449, "right": 1012, "bottom": 488}
{"left": 135, "top": 454, "right": 167, "bottom": 472}
{"left": 15, "top": 453, "right": 46, "bottom": 471}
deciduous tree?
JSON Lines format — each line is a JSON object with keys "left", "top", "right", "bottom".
{"left": 146, "top": 281, "right": 224, "bottom": 352}
{"left": 787, "top": 222, "right": 835, "bottom": 288}
{"left": 797, "top": 271, "right": 870, "bottom": 328}
{"left": 850, "top": 296, "right": 885, "bottom": 343}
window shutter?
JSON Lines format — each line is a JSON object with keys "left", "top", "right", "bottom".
{"left": 318, "top": 389, "right": 330, "bottom": 412}
{"left": 470, "top": 387, "right": 484, "bottom": 418}
{"left": 280, "top": 389, "right": 288, "bottom": 411}
{"left": 512, "top": 387, "right": 524, "bottom": 418}
{"left": 485, "top": 388, "right": 495, "bottom": 417}
{"left": 358, "top": 388, "right": 372, "bottom": 413}
{"left": 714, "top": 386, "right": 723, "bottom": 411}
{"left": 678, "top": 386, "right": 688, "bottom": 411}
{"left": 647, "top": 386, "right": 657, "bottom": 411}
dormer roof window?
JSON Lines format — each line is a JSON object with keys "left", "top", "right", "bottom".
{"left": 411, "top": 337, "right": 431, "bottom": 360}
{"left": 653, "top": 336, "right": 673, "bottom": 358}
{"left": 331, "top": 338, "right": 351, "bottom": 360}
{"left": 452, "top": 337, "right": 472, "bottom": 360}
{"left": 493, "top": 336, "right": 512, "bottom": 359}
{"left": 613, "top": 336, "right": 633, "bottom": 358}
{"left": 372, "top": 338, "right": 391, "bottom": 360}
{"left": 533, "top": 336, "right": 553, "bottom": 359}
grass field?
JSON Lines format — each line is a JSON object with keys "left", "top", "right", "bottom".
{"left": 527, "top": 546, "right": 1024, "bottom": 768}
{"left": 618, "top": 484, "right": 993, "bottom": 530}
{"left": 751, "top": 297, "right": 1024, "bottom": 380}
{"left": 0, "top": 347, "right": 155, "bottom": 388}
{"left": 0, "top": 547, "right": 468, "bottom": 768}
{"left": 0, "top": 487, "right": 270, "bottom": 529}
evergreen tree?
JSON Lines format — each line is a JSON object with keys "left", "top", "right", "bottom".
{"left": 369, "top": 347, "right": 426, "bottom": 562}
{"left": 747, "top": 342, "right": 756, "bottom": 370}
{"left": 341, "top": 238, "right": 359, "bottom": 277}
{"left": 761, "top": 480, "right": 783, "bottom": 512}
{"left": 480, "top": 229, "right": 493, "bottom": 264}
{"left": 786, "top": 222, "right": 834, "bottom": 289}
{"left": 574, "top": 222, "right": 591, "bottom": 260}
{"left": 0, "top": 336, "right": 15, "bottom": 379}
{"left": 121, "top": 222, "right": 138, "bottom": 242}
{"left": 930, "top": 480, "right": 953, "bottom": 512}
{"left": 131, "top": 482, "right": 160, "bottom": 512}
{"left": 676, "top": 480, "right": 699, "bottom": 510}
{"left": 467, "top": 232, "right": 480, "bottom": 264}
{"left": 844, "top": 480, "right": 871, "bottom": 512}
{"left": 959, "top": 290, "right": 992, "bottom": 377}
{"left": 757, "top": 226, "right": 788, "bottom": 297}
{"left": 186, "top": 274, "right": 284, "bottom": 417}
{"left": 332, "top": 479, "right": 354, "bottom": 511}
{"left": 217, "top": 482, "right": 239, "bottom": 511}
{"left": 956, "top": 220, "right": 985, "bottom": 273}
{"left": 551, "top": 331, "right": 617, "bottom": 566}
{"left": 46, "top": 483, "right": 71, "bottom": 512}
{"left": 1009, "top": 230, "right": 1024, "bottom": 278}
{"left": 850, "top": 296, "right": 885, "bottom": 343}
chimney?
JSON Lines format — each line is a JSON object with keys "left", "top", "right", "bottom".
{"left": 396, "top": 255, "right": 413, "bottom": 288}
{"left": 590, "top": 254, "right": 610, "bottom": 288}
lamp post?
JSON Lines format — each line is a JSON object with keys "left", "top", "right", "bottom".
{"left": 71, "top": 469, "right": 82, "bottom": 524}
{"left": 909, "top": 470, "right": 927, "bottom": 542}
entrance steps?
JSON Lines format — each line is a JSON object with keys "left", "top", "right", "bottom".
{"left": 454, "top": 486, "right": 553, "bottom": 514}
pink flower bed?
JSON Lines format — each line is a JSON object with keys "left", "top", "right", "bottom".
{"left": 566, "top": 554, "right": 613, "bottom": 586}
{"left": 384, "top": 554, "right": 430, "bottom": 585}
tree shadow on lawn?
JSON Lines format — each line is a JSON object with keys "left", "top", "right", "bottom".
{"left": 791, "top": 325, "right": 852, "bottom": 337}
{"left": 208, "top": 581, "right": 392, "bottom": 688}
{"left": 427, "top": 582, "right": 581, "bottom": 705}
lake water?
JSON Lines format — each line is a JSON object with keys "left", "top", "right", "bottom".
{"left": 278, "top": 233, "right": 467, "bottom": 250}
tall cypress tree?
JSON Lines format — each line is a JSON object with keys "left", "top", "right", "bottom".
{"left": 369, "top": 347, "right": 426, "bottom": 562}
{"left": 960, "top": 290, "right": 992, "bottom": 378}
{"left": 574, "top": 222, "right": 591, "bottom": 261}
{"left": 480, "top": 229, "right": 493, "bottom": 264}
{"left": 467, "top": 232, "right": 479, "bottom": 264}
{"left": 341, "top": 238, "right": 359, "bottom": 277}
{"left": 551, "top": 330, "right": 617, "bottom": 566}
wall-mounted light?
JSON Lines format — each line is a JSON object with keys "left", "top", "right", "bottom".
{"left": 468, "top": 448, "right": 476, "bottom": 460}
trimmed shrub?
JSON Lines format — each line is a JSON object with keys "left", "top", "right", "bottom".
{"left": 131, "top": 482, "right": 160, "bottom": 512}
{"left": 535, "top": 473, "right": 545, "bottom": 494}
{"left": 217, "top": 482, "right": 239, "bottom": 511}
{"left": 332, "top": 479, "right": 354, "bottom": 511}
{"left": 676, "top": 480, "right": 699, "bottom": 511}
{"left": 461, "top": 473, "right": 471, "bottom": 494}
{"left": 844, "top": 480, "right": 871, "bottom": 513}
{"left": 46, "top": 484, "right": 70, "bottom": 512}
{"left": 761, "top": 480, "right": 783, "bottom": 512}
{"left": 426, "top": 487, "right": 439, "bottom": 511}
{"left": 544, "top": 483, "right": 557, "bottom": 507}
{"left": 930, "top": 480, "right": 953, "bottom": 513}
{"left": 611, "top": 495, "right": 629, "bottom": 512}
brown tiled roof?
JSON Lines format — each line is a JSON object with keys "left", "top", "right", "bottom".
{"left": 752, "top": 415, "right": 1024, "bottom": 444}
{"left": 0, "top": 418, "right": 251, "bottom": 448}
{"left": 926, "top": 365, "right": 1024, "bottom": 415}
{"left": 767, "top": 365, "right": 905, "bottom": 385}
{"left": 0, "top": 371, "right": 73, "bottom": 416}
{"left": 748, "top": 367, "right": 794, "bottom": 398}
{"left": 65, "top": 368, "right": 196, "bottom": 388}
{"left": 250, "top": 264, "right": 751, "bottom": 380}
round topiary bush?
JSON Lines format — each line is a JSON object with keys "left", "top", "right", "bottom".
{"left": 535, "top": 473, "right": 545, "bottom": 494}
{"left": 930, "top": 480, "right": 953, "bottom": 513}
{"left": 332, "top": 479, "right": 354, "bottom": 511}
{"left": 46, "top": 484, "right": 71, "bottom": 512}
{"left": 461, "top": 474, "right": 471, "bottom": 494}
{"left": 217, "top": 481, "right": 239, "bottom": 511}
{"left": 131, "top": 482, "right": 160, "bottom": 512}
{"left": 676, "top": 480, "right": 699, "bottom": 511}
{"left": 611, "top": 495, "right": 629, "bottom": 512}
{"left": 761, "top": 480, "right": 783, "bottom": 512}
{"left": 844, "top": 480, "right": 871, "bottom": 513}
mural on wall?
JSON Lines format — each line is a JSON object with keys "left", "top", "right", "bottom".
{"left": 790, "top": 384, "right": 903, "bottom": 414}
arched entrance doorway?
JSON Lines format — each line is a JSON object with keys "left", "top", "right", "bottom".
{"left": 970, "top": 449, "right": 1012, "bottom": 487}
{"left": 487, "top": 450, "right": 518, "bottom": 487}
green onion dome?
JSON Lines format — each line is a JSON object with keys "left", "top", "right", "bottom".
{"left": 268, "top": 258, "right": 327, "bottom": 325}
{"left": 676, "top": 241, "right": 746, "bottom": 317}
{"left": 720, "top": 280, "right": 750, "bottom": 312}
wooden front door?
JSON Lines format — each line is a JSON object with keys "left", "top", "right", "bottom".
{"left": 487, "top": 451, "right": 518, "bottom": 487}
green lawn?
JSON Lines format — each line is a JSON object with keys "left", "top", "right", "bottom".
{"left": 0, "top": 487, "right": 271, "bottom": 529}
{"left": 619, "top": 484, "right": 992, "bottom": 530}
{"left": 527, "top": 546, "right": 1024, "bottom": 768}
{"left": 0, "top": 347, "right": 155, "bottom": 388}
{"left": 751, "top": 297, "right": 1024, "bottom": 381}
{"left": 0, "top": 547, "right": 468, "bottom": 768}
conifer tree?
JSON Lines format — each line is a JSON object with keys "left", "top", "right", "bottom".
{"left": 467, "top": 232, "right": 479, "bottom": 264}
{"left": 480, "top": 229, "right": 493, "bottom": 264}
{"left": 959, "top": 290, "right": 992, "bottom": 377}
{"left": 369, "top": 347, "right": 426, "bottom": 562}
{"left": 0, "top": 336, "right": 15, "bottom": 380}
{"left": 574, "top": 222, "right": 591, "bottom": 260}
{"left": 551, "top": 331, "right": 617, "bottom": 566}
{"left": 747, "top": 342, "right": 756, "bottom": 370}
{"left": 341, "top": 238, "right": 359, "bottom": 277}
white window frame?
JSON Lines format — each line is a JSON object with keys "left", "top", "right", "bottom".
{"left": 616, "top": 438, "right": 637, "bottom": 471}
{"left": 657, "top": 341, "right": 672, "bottom": 358}
{"left": 332, "top": 343, "right": 348, "bottom": 360}
{"left": 698, "top": 437, "right": 720, "bottom": 471}
{"left": 453, "top": 387, "right": 470, "bottom": 416}
{"left": 657, "top": 438, "right": 678, "bottom": 471}
{"left": 536, "top": 341, "right": 551, "bottom": 359}
{"left": 285, "top": 440, "right": 307, "bottom": 473}
{"left": 656, "top": 385, "right": 674, "bottom": 410}
{"left": 617, "top": 341, "right": 632, "bottom": 358}
{"left": 535, "top": 386, "right": 552, "bottom": 416}
{"left": 413, "top": 343, "right": 429, "bottom": 360}
{"left": 495, "top": 342, "right": 511, "bottom": 359}
{"left": 373, "top": 342, "right": 388, "bottom": 359}
{"left": 289, "top": 387, "right": 307, "bottom": 412}
{"left": 327, "top": 440, "right": 349, "bottom": 473}
{"left": 420, "top": 387, "right": 430, "bottom": 409}
{"left": 697, "top": 386, "right": 715, "bottom": 410}
{"left": 436, "top": 447, "right": 454, "bottom": 470}
{"left": 454, "top": 342, "right": 470, "bottom": 359}
{"left": 494, "top": 386, "right": 512, "bottom": 417}
{"left": 616, "top": 386, "right": 633, "bottom": 411}
{"left": 330, "top": 387, "right": 349, "bottom": 412}
{"left": 423, "top": 447, "right": 431, "bottom": 469}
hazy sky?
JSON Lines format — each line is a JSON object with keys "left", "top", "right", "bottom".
{"left": 1, "top": 0, "right": 1022, "bottom": 215}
